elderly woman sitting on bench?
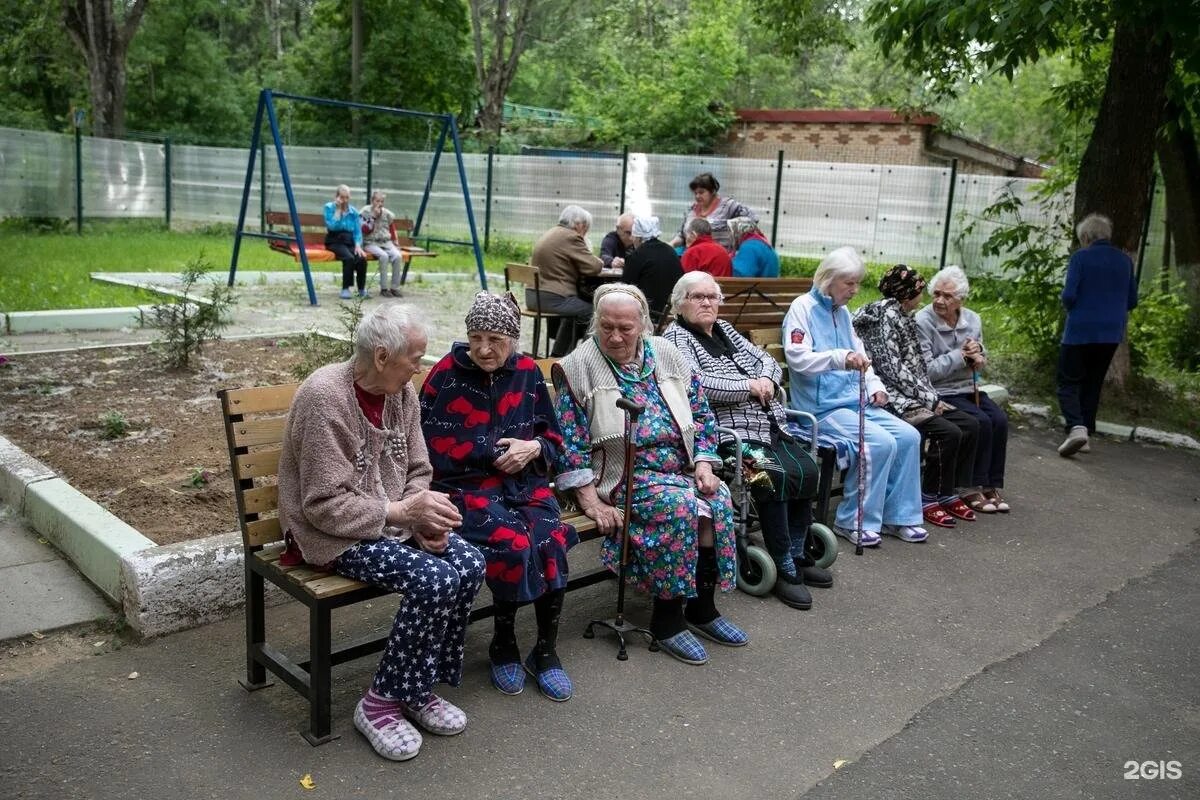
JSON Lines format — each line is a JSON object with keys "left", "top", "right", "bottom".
{"left": 552, "top": 283, "right": 747, "bottom": 666}
{"left": 278, "top": 303, "right": 485, "bottom": 762}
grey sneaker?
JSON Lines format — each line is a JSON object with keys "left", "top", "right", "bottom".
{"left": 1058, "top": 426, "right": 1089, "bottom": 457}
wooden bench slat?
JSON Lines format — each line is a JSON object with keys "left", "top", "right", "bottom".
{"left": 305, "top": 573, "right": 373, "bottom": 599}
{"left": 224, "top": 385, "right": 300, "bottom": 414}
{"left": 243, "top": 485, "right": 279, "bottom": 514}
{"left": 236, "top": 448, "right": 281, "bottom": 479}
{"left": 231, "top": 417, "right": 288, "bottom": 448}
{"left": 246, "top": 517, "right": 283, "bottom": 546}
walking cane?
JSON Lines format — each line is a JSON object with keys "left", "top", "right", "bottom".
{"left": 855, "top": 368, "right": 867, "bottom": 557}
{"left": 583, "top": 397, "right": 656, "bottom": 660}
{"left": 972, "top": 365, "right": 981, "bottom": 407}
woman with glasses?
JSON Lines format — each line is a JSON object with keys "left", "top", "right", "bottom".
{"left": 664, "top": 272, "right": 828, "bottom": 610}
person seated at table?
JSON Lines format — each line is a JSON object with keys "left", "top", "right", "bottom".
{"left": 530, "top": 205, "right": 604, "bottom": 356}
{"left": 278, "top": 303, "right": 486, "bottom": 762}
{"left": 419, "top": 292, "right": 578, "bottom": 702}
{"left": 852, "top": 265, "right": 980, "bottom": 530}
{"left": 663, "top": 272, "right": 829, "bottom": 610}
{"left": 728, "top": 217, "right": 780, "bottom": 278}
{"left": 324, "top": 183, "right": 369, "bottom": 300}
{"left": 916, "top": 266, "right": 1011, "bottom": 514}
{"left": 622, "top": 215, "right": 683, "bottom": 325}
{"left": 600, "top": 213, "right": 636, "bottom": 270}
{"left": 360, "top": 190, "right": 404, "bottom": 297}
{"left": 681, "top": 218, "right": 733, "bottom": 278}
{"left": 782, "top": 246, "right": 927, "bottom": 546}
{"left": 671, "top": 171, "right": 757, "bottom": 252}
{"left": 552, "top": 283, "right": 747, "bottom": 665}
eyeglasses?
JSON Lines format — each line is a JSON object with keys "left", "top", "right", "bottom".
{"left": 687, "top": 292, "right": 724, "bottom": 304}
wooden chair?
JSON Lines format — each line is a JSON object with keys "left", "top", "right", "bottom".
{"left": 505, "top": 262, "right": 571, "bottom": 358}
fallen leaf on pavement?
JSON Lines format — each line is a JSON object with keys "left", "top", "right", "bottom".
{"left": 299, "top": 774, "right": 316, "bottom": 790}
{"left": 833, "top": 759, "right": 848, "bottom": 769}
{"left": 128, "top": 671, "right": 139, "bottom": 680}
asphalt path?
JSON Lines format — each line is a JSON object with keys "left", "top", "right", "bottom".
{"left": 1, "top": 427, "right": 1197, "bottom": 800}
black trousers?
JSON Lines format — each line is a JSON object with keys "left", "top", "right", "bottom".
{"left": 325, "top": 230, "right": 367, "bottom": 292}
{"left": 1056, "top": 342, "right": 1118, "bottom": 433}
{"left": 914, "top": 408, "right": 979, "bottom": 497}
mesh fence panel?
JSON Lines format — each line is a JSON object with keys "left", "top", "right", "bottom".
{"left": 174, "top": 143, "right": 260, "bottom": 226}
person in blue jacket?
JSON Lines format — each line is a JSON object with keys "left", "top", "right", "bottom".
{"left": 782, "top": 246, "right": 927, "bottom": 547}
{"left": 729, "top": 217, "right": 780, "bottom": 278}
{"left": 1056, "top": 213, "right": 1139, "bottom": 457}
{"left": 324, "top": 184, "right": 369, "bottom": 300}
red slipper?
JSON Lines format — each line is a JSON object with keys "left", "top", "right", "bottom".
{"left": 922, "top": 504, "right": 957, "bottom": 528}
{"left": 941, "top": 497, "right": 977, "bottom": 521}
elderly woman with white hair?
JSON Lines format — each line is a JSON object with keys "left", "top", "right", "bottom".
{"left": 916, "top": 266, "right": 1011, "bottom": 513}
{"left": 278, "top": 303, "right": 486, "bottom": 762}
{"left": 553, "top": 283, "right": 747, "bottom": 665}
{"left": 664, "top": 272, "right": 828, "bottom": 610}
{"left": 419, "top": 292, "right": 578, "bottom": 702}
{"left": 1055, "top": 213, "right": 1139, "bottom": 457}
{"left": 530, "top": 204, "right": 605, "bottom": 356}
{"left": 621, "top": 215, "right": 684, "bottom": 322}
{"left": 360, "top": 190, "right": 405, "bottom": 297}
{"left": 782, "top": 246, "right": 927, "bottom": 546}
{"left": 728, "top": 217, "right": 780, "bottom": 278}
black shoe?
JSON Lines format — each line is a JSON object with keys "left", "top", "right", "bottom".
{"left": 801, "top": 565, "right": 833, "bottom": 589}
{"left": 773, "top": 573, "right": 812, "bottom": 610}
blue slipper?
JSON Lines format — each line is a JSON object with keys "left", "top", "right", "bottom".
{"left": 489, "top": 660, "right": 525, "bottom": 696}
{"left": 656, "top": 630, "right": 708, "bottom": 665}
{"left": 523, "top": 652, "right": 573, "bottom": 702}
{"left": 688, "top": 616, "right": 749, "bottom": 647}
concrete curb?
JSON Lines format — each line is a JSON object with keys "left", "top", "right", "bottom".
{"left": 1010, "top": 402, "right": 1200, "bottom": 452}
{"left": 0, "top": 434, "right": 58, "bottom": 513}
{"left": 6, "top": 307, "right": 143, "bottom": 334}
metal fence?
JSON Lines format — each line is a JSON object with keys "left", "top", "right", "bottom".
{"left": 0, "top": 125, "right": 1171, "bottom": 276}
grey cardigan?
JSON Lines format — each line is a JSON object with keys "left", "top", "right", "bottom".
{"left": 914, "top": 305, "right": 988, "bottom": 396}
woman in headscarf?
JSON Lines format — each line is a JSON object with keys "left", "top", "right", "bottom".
{"left": 853, "top": 265, "right": 980, "bottom": 529}
{"left": 420, "top": 292, "right": 577, "bottom": 701}
{"left": 728, "top": 217, "right": 780, "bottom": 278}
{"left": 621, "top": 215, "right": 684, "bottom": 325}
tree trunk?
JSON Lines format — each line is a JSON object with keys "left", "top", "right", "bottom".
{"left": 351, "top": 0, "right": 364, "bottom": 139}
{"left": 61, "top": 0, "right": 150, "bottom": 138}
{"left": 1071, "top": 19, "right": 1172, "bottom": 388}
{"left": 1156, "top": 103, "right": 1200, "bottom": 368}
{"left": 468, "top": 0, "right": 539, "bottom": 139}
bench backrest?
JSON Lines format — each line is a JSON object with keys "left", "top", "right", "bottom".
{"left": 716, "top": 276, "right": 811, "bottom": 329}
{"left": 219, "top": 370, "right": 427, "bottom": 551}
{"left": 748, "top": 327, "right": 785, "bottom": 364}
{"left": 264, "top": 211, "right": 418, "bottom": 247}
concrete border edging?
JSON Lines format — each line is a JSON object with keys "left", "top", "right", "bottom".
{"left": 0, "top": 434, "right": 58, "bottom": 513}
{"left": 1010, "top": 402, "right": 1200, "bottom": 452}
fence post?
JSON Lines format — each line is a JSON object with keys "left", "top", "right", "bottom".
{"left": 74, "top": 116, "right": 84, "bottom": 235}
{"left": 484, "top": 145, "right": 495, "bottom": 252}
{"left": 365, "top": 140, "right": 373, "bottom": 205}
{"left": 163, "top": 137, "right": 172, "bottom": 230}
{"left": 939, "top": 158, "right": 958, "bottom": 268}
{"left": 771, "top": 150, "right": 784, "bottom": 246}
{"left": 1135, "top": 171, "right": 1156, "bottom": 286}
{"left": 619, "top": 144, "right": 629, "bottom": 214}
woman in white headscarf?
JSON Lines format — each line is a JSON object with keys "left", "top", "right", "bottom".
{"left": 621, "top": 215, "right": 684, "bottom": 324}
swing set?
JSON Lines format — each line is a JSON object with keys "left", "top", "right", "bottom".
{"left": 229, "top": 88, "right": 487, "bottom": 305}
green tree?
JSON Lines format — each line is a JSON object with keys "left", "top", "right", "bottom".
{"left": 0, "top": 2, "right": 85, "bottom": 131}
{"left": 62, "top": 0, "right": 151, "bottom": 137}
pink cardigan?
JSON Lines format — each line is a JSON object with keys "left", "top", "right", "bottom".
{"left": 277, "top": 360, "right": 432, "bottom": 566}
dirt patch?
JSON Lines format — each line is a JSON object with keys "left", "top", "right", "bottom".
{"left": 0, "top": 338, "right": 306, "bottom": 545}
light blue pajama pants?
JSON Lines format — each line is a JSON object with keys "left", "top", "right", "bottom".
{"left": 818, "top": 406, "right": 923, "bottom": 533}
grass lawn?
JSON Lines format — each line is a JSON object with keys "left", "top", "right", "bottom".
{"left": 0, "top": 220, "right": 497, "bottom": 313}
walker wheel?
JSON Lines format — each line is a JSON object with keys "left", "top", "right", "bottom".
{"left": 806, "top": 523, "right": 839, "bottom": 569}
{"left": 737, "top": 545, "right": 777, "bottom": 596}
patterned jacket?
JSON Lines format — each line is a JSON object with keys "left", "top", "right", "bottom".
{"left": 852, "top": 298, "right": 940, "bottom": 419}
{"left": 663, "top": 319, "right": 787, "bottom": 445}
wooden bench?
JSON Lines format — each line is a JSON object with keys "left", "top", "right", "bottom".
{"left": 264, "top": 211, "right": 437, "bottom": 285}
{"left": 218, "top": 364, "right": 602, "bottom": 745}
{"left": 715, "top": 276, "right": 812, "bottom": 335}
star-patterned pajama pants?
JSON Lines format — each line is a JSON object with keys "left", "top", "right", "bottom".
{"left": 334, "top": 533, "right": 486, "bottom": 706}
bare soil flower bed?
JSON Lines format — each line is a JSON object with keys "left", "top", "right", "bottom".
{"left": 0, "top": 338, "right": 306, "bottom": 545}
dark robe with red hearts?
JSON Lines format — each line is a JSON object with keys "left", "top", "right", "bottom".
{"left": 419, "top": 343, "right": 577, "bottom": 602}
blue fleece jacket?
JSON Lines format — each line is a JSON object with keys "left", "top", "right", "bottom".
{"left": 1061, "top": 240, "right": 1138, "bottom": 344}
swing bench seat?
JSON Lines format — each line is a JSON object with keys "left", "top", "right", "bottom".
{"left": 264, "top": 211, "right": 437, "bottom": 278}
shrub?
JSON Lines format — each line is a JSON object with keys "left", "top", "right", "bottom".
{"left": 99, "top": 411, "right": 129, "bottom": 440}
{"left": 289, "top": 297, "right": 364, "bottom": 380}
{"left": 149, "top": 254, "right": 237, "bottom": 370}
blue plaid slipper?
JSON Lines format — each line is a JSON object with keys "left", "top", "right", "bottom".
{"left": 688, "top": 616, "right": 749, "bottom": 647}
{"left": 523, "top": 652, "right": 573, "bottom": 702}
{"left": 489, "top": 660, "right": 525, "bottom": 696}
{"left": 656, "top": 630, "right": 709, "bottom": 665}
